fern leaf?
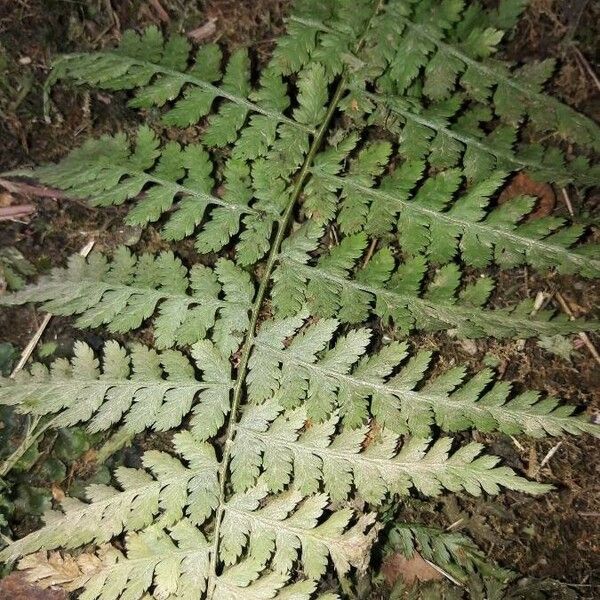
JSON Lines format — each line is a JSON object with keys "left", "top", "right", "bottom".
{"left": 310, "top": 165, "right": 600, "bottom": 277}
{"left": 17, "top": 127, "right": 271, "bottom": 257}
{"left": 248, "top": 315, "right": 598, "bottom": 437}
{"left": 384, "top": 521, "right": 512, "bottom": 585}
{"left": 372, "top": 2, "right": 600, "bottom": 150}
{"left": 2, "top": 4, "right": 599, "bottom": 599}
{"left": 273, "top": 223, "right": 599, "bottom": 339}
{"left": 51, "top": 27, "right": 307, "bottom": 135}
{"left": 0, "top": 342, "right": 231, "bottom": 435}
{"left": 1, "top": 247, "right": 253, "bottom": 353}
{"left": 220, "top": 488, "right": 375, "bottom": 579}
{"left": 233, "top": 399, "right": 549, "bottom": 504}
{"left": 0, "top": 431, "right": 219, "bottom": 562}
{"left": 358, "top": 91, "right": 600, "bottom": 186}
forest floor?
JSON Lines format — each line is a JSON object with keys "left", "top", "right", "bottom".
{"left": 0, "top": 0, "right": 598, "bottom": 598}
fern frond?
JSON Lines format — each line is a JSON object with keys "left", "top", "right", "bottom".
{"left": 248, "top": 315, "right": 597, "bottom": 437}
{"left": 273, "top": 223, "right": 599, "bottom": 339}
{"left": 0, "top": 430, "right": 219, "bottom": 562}
{"left": 22, "top": 57, "right": 330, "bottom": 265}
{"left": 0, "top": 341, "right": 231, "bottom": 435}
{"left": 2, "top": 433, "right": 375, "bottom": 588}
{"left": 233, "top": 399, "right": 549, "bottom": 503}
{"left": 385, "top": 522, "right": 511, "bottom": 583}
{"left": 359, "top": 92, "right": 600, "bottom": 186}
{"left": 1, "top": 247, "right": 253, "bottom": 353}
{"left": 16, "top": 126, "right": 270, "bottom": 259}
{"left": 309, "top": 164, "right": 600, "bottom": 277}
{"left": 2, "top": 3, "right": 598, "bottom": 598}
{"left": 76, "top": 544, "right": 333, "bottom": 600}
{"left": 361, "top": 1, "right": 600, "bottom": 150}
{"left": 50, "top": 27, "right": 309, "bottom": 135}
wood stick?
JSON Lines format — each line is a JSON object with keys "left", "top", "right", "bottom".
{"left": 572, "top": 45, "right": 600, "bottom": 92}
{"left": 555, "top": 292, "right": 600, "bottom": 366}
{"left": 560, "top": 188, "right": 575, "bottom": 218}
{"left": 0, "top": 177, "right": 70, "bottom": 200}
{"left": 0, "top": 204, "right": 36, "bottom": 220}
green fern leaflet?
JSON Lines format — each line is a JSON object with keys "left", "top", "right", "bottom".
{"left": 0, "top": 1, "right": 598, "bottom": 599}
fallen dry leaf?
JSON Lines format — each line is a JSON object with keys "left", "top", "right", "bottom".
{"left": 381, "top": 551, "right": 444, "bottom": 587}
{"left": 0, "top": 572, "right": 66, "bottom": 600}
{"left": 187, "top": 18, "right": 218, "bottom": 42}
{"left": 498, "top": 171, "right": 556, "bottom": 220}
{"left": 51, "top": 484, "right": 65, "bottom": 502}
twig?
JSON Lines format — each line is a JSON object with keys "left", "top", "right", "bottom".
{"left": 9, "top": 239, "right": 95, "bottom": 378}
{"left": 423, "top": 558, "right": 464, "bottom": 587}
{"left": 445, "top": 518, "right": 464, "bottom": 531}
{"left": 555, "top": 292, "right": 600, "bottom": 366}
{"left": 187, "top": 17, "right": 218, "bottom": 42}
{"left": 362, "top": 237, "right": 378, "bottom": 267}
{"left": 571, "top": 45, "right": 600, "bottom": 92}
{"left": 0, "top": 204, "right": 36, "bottom": 221}
{"left": 0, "top": 416, "right": 54, "bottom": 477}
{"left": 540, "top": 441, "right": 562, "bottom": 468}
{"left": 149, "top": 0, "right": 170, "bottom": 23}
{"left": 560, "top": 188, "right": 575, "bottom": 218}
{"left": 0, "top": 177, "right": 70, "bottom": 200}
{"left": 510, "top": 435, "right": 526, "bottom": 452}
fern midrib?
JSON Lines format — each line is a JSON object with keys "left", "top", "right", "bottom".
{"left": 225, "top": 502, "right": 341, "bottom": 545}
{"left": 206, "top": 4, "right": 385, "bottom": 592}
{"left": 144, "top": 172, "right": 267, "bottom": 215}
{"left": 205, "top": 76, "right": 350, "bottom": 599}
{"left": 57, "top": 53, "right": 316, "bottom": 134}
{"left": 255, "top": 342, "right": 581, "bottom": 431}
{"left": 314, "top": 171, "right": 598, "bottom": 272}
{"left": 84, "top": 166, "right": 266, "bottom": 217}
{"left": 278, "top": 255, "right": 592, "bottom": 336}
{"left": 3, "top": 379, "right": 215, "bottom": 398}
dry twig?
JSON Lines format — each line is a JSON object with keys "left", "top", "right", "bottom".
{"left": 187, "top": 18, "right": 218, "bottom": 42}
{"left": 555, "top": 292, "right": 600, "bottom": 366}
{"left": 0, "top": 204, "right": 36, "bottom": 221}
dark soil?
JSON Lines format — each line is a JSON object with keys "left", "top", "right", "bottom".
{"left": 0, "top": 0, "right": 598, "bottom": 598}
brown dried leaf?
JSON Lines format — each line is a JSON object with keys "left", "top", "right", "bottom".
{"left": 187, "top": 18, "right": 218, "bottom": 43}
{"left": 381, "top": 551, "right": 444, "bottom": 587}
{"left": 0, "top": 572, "right": 66, "bottom": 600}
{"left": 498, "top": 171, "right": 556, "bottom": 220}
{"left": 18, "top": 549, "right": 110, "bottom": 592}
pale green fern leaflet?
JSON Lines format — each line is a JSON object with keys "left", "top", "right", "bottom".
{"left": 1, "top": 1, "right": 598, "bottom": 598}
{"left": 273, "top": 222, "right": 599, "bottom": 338}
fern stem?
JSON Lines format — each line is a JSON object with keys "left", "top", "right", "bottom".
{"left": 0, "top": 416, "right": 54, "bottom": 478}
{"left": 203, "top": 0, "right": 389, "bottom": 571}
{"left": 206, "top": 75, "right": 349, "bottom": 595}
